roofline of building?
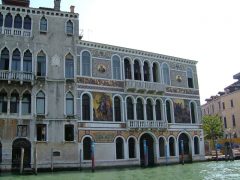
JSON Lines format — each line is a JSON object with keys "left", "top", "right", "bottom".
{"left": 77, "top": 40, "right": 198, "bottom": 65}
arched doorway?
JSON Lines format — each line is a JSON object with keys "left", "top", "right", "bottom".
{"left": 140, "top": 133, "right": 155, "bottom": 166}
{"left": 178, "top": 133, "right": 192, "bottom": 163}
{"left": 12, "top": 138, "right": 31, "bottom": 169}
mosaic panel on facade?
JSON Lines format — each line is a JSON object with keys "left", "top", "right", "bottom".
{"left": 92, "top": 59, "right": 112, "bottom": 79}
{"left": 173, "top": 99, "right": 191, "bottom": 123}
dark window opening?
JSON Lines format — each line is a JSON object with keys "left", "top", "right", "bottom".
{"left": 166, "top": 100, "right": 172, "bottom": 123}
{"left": 146, "top": 99, "right": 153, "bottom": 120}
{"left": 14, "top": 14, "right": 22, "bottom": 29}
{"left": 0, "top": 91, "right": 7, "bottom": 113}
{"left": 155, "top": 100, "right": 162, "bottom": 120}
{"left": 10, "top": 91, "right": 19, "bottom": 113}
{"left": 83, "top": 137, "right": 91, "bottom": 160}
{"left": 0, "top": 47, "right": 10, "bottom": 70}
{"left": 36, "top": 124, "right": 47, "bottom": 141}
{"left": 194, "top": 137, "right": 199, "bottom": 155}
{"left": 82, "top": 94, "right": 90, "bottom": 120}
{"left": 23, "top": 15, "right": 31, "bottom": 30}
{"left": 65, "top": 124, "right": 74, "bottom": 141}
{"left": 116, "top": 137, "right": 124, "bottom": 159}
{"left": 114, "top": 97, "right": 121, "bottom": 122}
{"left": 137, "top": 99, "right": 144, "bottom": 120}
{"left": 128, "top": 138, "right": 136, "bottom": 158}
{"left": 143, "top": 62, "right": 150, "bottom": 81}
{"left": 169, "top": 137, "right": 175, "bottom": 156}
{"left": 124, "top": 59, "right": 131, "bottom": 79}
{"left": 191, "top": 102, "right": 196, "bottom": 123}
{"left": 127, "top": 97, "right": 134, "bottom": 120}
{"left": 5, "top": 13, "right": 12, "bottom": 28}
{"left": 159, "top": 138, "right": 165, "bottom": 157}
{"left": 134, "top": 60, "right": 141, "bottom": 80}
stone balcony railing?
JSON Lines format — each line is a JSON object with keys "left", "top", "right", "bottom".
{"left": 125, "top": 80, "right": 165, "bottom": 94}
{"left": 0, "top": 71, "right": 34, "bottom": 84}
{"left": 1, "top": 27, "right": 32, "bottom": 37}
{"left": 127, "top": 120, "right": 167, "bottom": 129}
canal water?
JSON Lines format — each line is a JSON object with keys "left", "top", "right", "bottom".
{"left": 1, "top": 161, "right": 240, "bottom": 180}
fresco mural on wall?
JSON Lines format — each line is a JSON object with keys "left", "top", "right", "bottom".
{"left": 93, "top": 92, "right": 113, "bottom": 121}
{"left": 173, "top": 99, "right": 190, "bottom": 123}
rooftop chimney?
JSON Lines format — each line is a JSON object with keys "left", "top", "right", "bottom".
{"left": 70, "top": 5, "right": 75, "bottom": 13}
{"left": 54, "top": 0, "right": 61, "bottom": 11}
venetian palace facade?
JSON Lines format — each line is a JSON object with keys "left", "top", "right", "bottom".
{"left": 0, "top": 0, "right": 205, "bottom": 170}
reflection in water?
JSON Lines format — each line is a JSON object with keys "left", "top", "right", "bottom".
{"left": 1, "top": 161, "right": 240, "bottom": 180}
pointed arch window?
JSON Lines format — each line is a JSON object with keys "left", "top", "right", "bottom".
{"left": 0, "top": 90, "right": 7, "bottom": 113}
{"left": 159, "top": 137, "right": 165, "bottom": 157}
{"left": 190, "top": 102, "right": 197, "bottom": 123}
{"left": 65, "top": 53, "right": 74, "bottom": 78}
{"left": 127, "top": 97, "right": 134, "bottom": 120}
{"left": 22, "top": 92, "right": 31, "bottom": 115}
{"left": 66, "top": 20, "right": 73, "bottom": 35}
{"left": 146, "top": 99, "right": 153, "bottom": 120}
{"left": 12, "top": 49, "right": 21, "bottom": 71}
{"left": 14, "top": 14, "right": 22, "bottom": 29}
{"left": 136, "top": 98, "right": 144, "bottom": 120}
{"left": 10, "top": 91, "right": 19, "bottom": 113}
{"left": 0, "top": 13, "right": 3, "bottom": 27}
{"left": 143, "top": 62, "right": 150, "bottom": 81}
{"left": 166, "top": 100, "right": 172, "bottom": 123}
{"left": 36, "top": 91, "right": 45, "bottom": 114}
{"left": 5, "top": 13, "right": 12, "bottom": 28}
{"left": 162, "top": 63, "right": 170, "bottom": 85}
{"left": 124, "top": 58, "right": 131, "bottom": 79}
{"left": 114, "top": 96, "right": 121, "bottom": 122}
{"left": 82, "top": 94, "right": 90, "bottom": 120}
{"left": 23, "top": 50, "right": 32, "bottom": 72}
{"left": 37, "top": 51, "right": 46, "bottom": 77}
{"left": 24, "top": 15, "right": 31, "bottom": 30}
{"left": 40, "top": 17, "right": 47, "bottom": 32}
{"left": 82, "top": 51, "right": 91, "bottom": 76}
{"left": 187, "top": 68, "right": 194, "bottom": 88}
{"left": 134, "top": 60, "right": 141, "bottom": 80}
{"left": 112, "top": 55, "right": 121, "bottom": 80}
{"left": 155, "top": 100, "right": 162, "bottom": 121}
{"left": 116, "top": 137, "right": 124, "bottom": 159}
{"left": 66, "top": 92, "right": 74, "bottom": 115}
{"left": 128, "top": 138, "right": 136, "bottom": 158}
{"left": 0, "top": 48, "right": 9, "bottom": 70}
{"left": 152, "top": 62, "right": 159, "bottom": 82}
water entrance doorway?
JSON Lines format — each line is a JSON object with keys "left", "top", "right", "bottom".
{"left": 12, "top": 138, "right": 31, "bottom": 170}
{"left": 140, "top": 133, "right": 155, "bottom": 166}
{"left": 178, "top": 133, "right": 192, "bottom": 163}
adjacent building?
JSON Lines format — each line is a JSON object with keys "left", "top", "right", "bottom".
{"left": 201, "top": 73, "right": 240, "bottom": 138}
{"left": 0, "top": 0, "right": 204, "bottom": 171}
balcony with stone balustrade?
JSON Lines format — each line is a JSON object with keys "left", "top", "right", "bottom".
{"left": 127, "top": 120, "right": 167, "bottom": 129}
{"left": 1, "top": 27, "right": 32, "bottom": 37}
{"left": 0, "top": 70, "right": 34, "bottom": 85}
{"left": 125, "top": 80, "right": 166, "bottom": 94}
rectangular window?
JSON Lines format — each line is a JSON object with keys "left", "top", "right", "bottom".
{"left": 66, "top": 99, "right": 74, "bottom": 115}
{"left": 36, "top": 124, "right": 47, "bottom": 141}
{"left": 224, "top": 117, "right": 227, "bottom": 128}
{"left": 222, "top": 102, "right": 225, "bottom": 110}
{"left": 65, "top": 124, "right": 74, "bottom": 141}
{"left": 17, "top": 125, "right": 28, "bottom": 137}
{"left": 231, "top": 100, "right": 234, "bottom": 108}
{"left": 232, "top": 115, "right": 236, "bottom": 127}
{"left": 218, "top": 102, "right": 221, "bottom": 111}
{"left": 0, "top": 94, "right": 7, "bottom": 113}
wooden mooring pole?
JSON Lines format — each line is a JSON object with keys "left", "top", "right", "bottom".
{"left": 20, "top": 148, "right": 24, "bottom": 174}
{"left": 34, "top": 145, "right": 38, "bottom": 175}
{"left": 51, "top": 148, "right": 53, "bottom": 172}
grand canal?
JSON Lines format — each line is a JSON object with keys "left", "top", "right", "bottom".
{"left": 1, "top": 161, "right": 240, "bottom": 180}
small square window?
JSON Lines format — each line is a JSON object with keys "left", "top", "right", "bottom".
{"left": 17, "top": 125, "right": 28, "bottom": 137}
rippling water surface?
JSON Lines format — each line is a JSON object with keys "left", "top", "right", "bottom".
{"left": 1, "top": 161, "right": 240, "bottom": 180}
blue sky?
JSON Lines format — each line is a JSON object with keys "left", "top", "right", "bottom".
{"left": 27, "top": 1, "right": 240, "bottom": 104}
